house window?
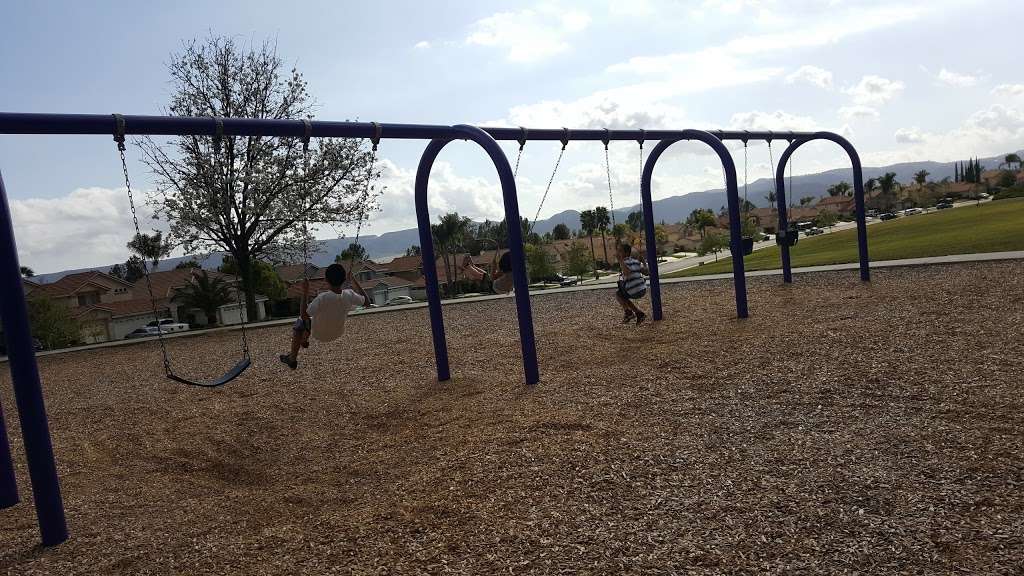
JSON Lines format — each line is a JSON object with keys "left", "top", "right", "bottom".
{"left": 77, "top": 292, "right": 100, "bottom": 307}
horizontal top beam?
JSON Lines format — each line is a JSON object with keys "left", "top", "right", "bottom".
{"left": 0, "top": 112, "right": 818, "bottom": 143}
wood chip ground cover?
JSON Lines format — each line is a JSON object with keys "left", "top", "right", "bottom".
{"left": 1, "top": 261, "right": 1022, "bottom": 575}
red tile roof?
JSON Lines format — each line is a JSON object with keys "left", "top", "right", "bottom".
{"left": 34, "top": 270, "right": 132, "bottom": 297}
{"left": 76, "top": 299, "right": 170, "bottom": 319}
{"left": 275, "top": 263, "right": 323, "bottom": 283}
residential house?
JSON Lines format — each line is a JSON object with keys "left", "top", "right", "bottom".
{"left": 141, "top": 268, "right": 268, "bottom": 327}
{"left": 27, "top": 271, "right": 157, "bottom": 343}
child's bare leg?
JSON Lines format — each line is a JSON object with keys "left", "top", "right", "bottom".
{"left": 289, "top": 329, "right": 304, "bottom": 361}
{"left": 617, "top": 293, "right": 642, "bottom": 314}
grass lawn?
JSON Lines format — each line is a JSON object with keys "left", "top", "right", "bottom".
{"left": 667, "top": 198, "right": 1024, "bottom": 277}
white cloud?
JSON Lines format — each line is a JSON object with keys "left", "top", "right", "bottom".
{"left": 11, "top": 187, "right": 160, "bottom": 273}
{"left": 413, "top": 41, "right": 431, "bottom": 50}
{"left": 844, "top": 75, "right": 905, "bottom": 105}
{"left": 866, "top": 104, "right": 1024, "bottom": 164}
{"left": 936, "top": 68, "right": 980, "bottom": 87}
{"left": 838, "top": 105, "right": 880, "bottom": 120}
{"left": 894, "top": 127, "right": 926, "bottom": 143}
{"left": 992, "top": 84, "right": 1024, "bottom": 97}
{"left": 786, "top": 65, "right": 833, "bottom": 90}
{"left": 728, "top": 110, "right": 821, "bottom": 132}
{"left": 465, "top": 6, "right": 591, "bottom": 63}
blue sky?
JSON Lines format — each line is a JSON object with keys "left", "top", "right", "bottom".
{"left": 2, "top": 0, "right": 1022, "bottom": 273}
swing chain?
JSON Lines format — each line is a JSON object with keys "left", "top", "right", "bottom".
{"left": 513, "top": 127, "right": 527, "bottom": 178}
{"left": 348, "top": 122, "right": 381, "bottom": 272}
{"left": 113, "top": 113, "right": 172, "bottom": 375}
{"left": 300, "top": 119, "right": 312, "bottom": 282}
{"left": 529, "top": 130, "right": 568, "bottom": 234}
{"left": 602, "top": 128, "right": 616, "bottom": 227}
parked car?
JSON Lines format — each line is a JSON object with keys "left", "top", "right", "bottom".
{"left": 794, "top": 221, "right": 815, "bottom": 231}
{"left": 125, "top": 327, "right": 156, "bottom": 339}
{"left": 540, "top": 273, "right": 579, "bottom": 287}
{"left": 805, "top": 227, "right": 825, "bottom": 236}
{"left": 146, "top": 318, "right": 189, "bottom": 334}
{"left": 879, "top": 212, "right": 900, "bottom": 221}
{"left": 901, "top": 208, "right": 923, "bottom": 216}
{"left": 979, "top": 192, "right": 990, "bottom": 199}
{"left": 936, "top": 201, "right": 954, "bottom": 210}
{"left": 760, "top": 233, "right": 773, "bottom": 242}
{"left": 385, "top": 296, "right": 414, "bottom": 306}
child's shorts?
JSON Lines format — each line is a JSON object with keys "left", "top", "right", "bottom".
{"left": 616, "top": 281, "right": 647, "bottom": 300}
{"left": 292, "top": 316, "right": 312, "bottom": 334}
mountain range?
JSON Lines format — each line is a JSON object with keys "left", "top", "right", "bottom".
{"left": 31, "top": 149, "right": 1022, "bottom": 283}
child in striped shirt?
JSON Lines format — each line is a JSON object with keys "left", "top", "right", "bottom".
{"left": 615, "top": 242, "right": 648, "bottom": 324}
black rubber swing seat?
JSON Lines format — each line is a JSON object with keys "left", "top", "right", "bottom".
{"left": 165, "top": 357, "right": 251, "bottom": 388}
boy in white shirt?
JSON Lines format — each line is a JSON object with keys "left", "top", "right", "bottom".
{"left": 279, "top": 263, "right": 370, "bottom": 369}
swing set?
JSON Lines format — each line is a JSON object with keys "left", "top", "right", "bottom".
{"left": 0, "top": 112, "right": 870, "bottom": 546}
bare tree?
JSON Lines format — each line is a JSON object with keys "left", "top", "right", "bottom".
{"left": 139, "top": 36, "right": 381, "bottom": 318}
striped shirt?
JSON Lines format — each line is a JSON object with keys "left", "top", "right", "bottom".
{"left": 620, "top": 257, "right": 647, "bottom": 297}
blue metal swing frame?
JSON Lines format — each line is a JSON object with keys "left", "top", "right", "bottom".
{"left": 0, "top": 112, "right": 868, "bottom": 546}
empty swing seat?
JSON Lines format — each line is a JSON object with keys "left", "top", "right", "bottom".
{"left": 165, "top": 357, "right": 251, "bottom": 388}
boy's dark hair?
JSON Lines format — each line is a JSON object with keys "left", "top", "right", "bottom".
{"left": 498, "top": 251, "right": 512, "bottom": 272}
{"left": 619, "top": 242, "right": 632, "bottom": 257}
{"left": 325, "top": 263, "right": 347, "bottom": 287}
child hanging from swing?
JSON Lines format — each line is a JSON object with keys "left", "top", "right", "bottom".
{"left": 461, "top": 251, "right": 515, "bottom": 294}
{"left": 615, "top": 242, "right": 648, "bottom": 325}
{"left": 279, "top": 263, "right": 370, "bottom": 370}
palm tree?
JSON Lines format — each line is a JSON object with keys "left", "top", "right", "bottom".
{"left": 764, "top": 190, "right": 777, "bottom": 206}
{"left": 430, "top": 213, "right": 471, "bottom": 296}
{"left": 827, "top": 181, "right": 852, "bottom": 197}
{"left": 579, "top": 210, "right": 599, "bottom": 279}
{"left": 593, "top": 206, "right": 611, "bottom": 266}
{"left": 172, "top": 271, "right": 233, "bottom": 326}
{"left": 914, "top": 170, "right": 929, "bottom": 187}
{"left": 611, "top": 223, "right": 628, "bottom": 245}
{"left": 19, "top": 266, "right": 34, "bottom": 278}
{"left": 878, "top": 172, "right": 900, "bottom": 211}
{"left": 127, "top": 231, "right": 172, "bottom": 269}
{"left": 1005, "top": 153, "right": 1022, "bottom": 171}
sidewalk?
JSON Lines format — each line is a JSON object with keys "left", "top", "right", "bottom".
{"left": 5, "top": 250, "right": 1023, "bottom": 362}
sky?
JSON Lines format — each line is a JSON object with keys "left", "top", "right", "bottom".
{"left": 2, "top": 0, "right": 1022, "bottom": 273}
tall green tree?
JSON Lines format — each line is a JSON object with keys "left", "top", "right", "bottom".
{"left": 27, "top": 297, "right": 81, "bottom": 349}
{"left": 764, "top": 189, "right": 777, "bottom": 205}
{"left": 219, "top": 256, "right": 286, "bottom": 300}
{"left": 914, "top": 170, "right": 929, "bottom": 186}
{"left": 175, "top": 259, "right": 202, "bottom": 269}
{"left": 579, "top": 210, "right": 599, "bottom": 279}
{"left": 594, "top": 206, "right": 611, "bottom": 265}
{"left": 127, "top": 231, "right": 172, "bottom": 269}
{"left": 525, "top": 244, "right": 556, "bottom": 281}
{"left": 827, "top": 181, "right": 852, "bottom": 197}
{"left": 685, "top": 208, "right": 717, "bottom": 239}
{"left": 337, "top": 242, "right": 368, "bottom": 264}
{"left": 565, "top": 241, "right": 591, "bottom": 280}
{"left": 19, "top": 266, "right": 34, "bottom": 278}
{"left": 405, "top": 245, "right": 421, "bottom": 257}
{"left": 625, "top": 210, "right": 644, "bottom": 232}
{"left": 551, "top": 223, "right": 571, "bottom": 240}
{"left": 431, "top": 212, "right": 471, "bottom": 295}
{"left": 172, "top": 270, "right": 234, "bottom": 325}
{"left": 1004, "top": 153, "right": 1021, "bottom": 171}
{"left": 878, "top": 172, "right": 900, "bottom": 211}
{"left": 140, "top": 35, "right": 379, "bottom": 320}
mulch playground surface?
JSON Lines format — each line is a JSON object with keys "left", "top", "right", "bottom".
{"left": 1, "top": 261, "right": 1022, "bottom": 575}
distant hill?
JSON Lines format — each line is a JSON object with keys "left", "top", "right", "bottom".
{"left": 32, "top": 149, "right": 1022, "bottom": 283}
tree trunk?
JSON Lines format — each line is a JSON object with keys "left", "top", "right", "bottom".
{"left": 441, "top": 250, "right": 453, "bottom": 297}
{"left": 600, "top": 230, "right": 610, "bottom": 266}
{"left": 587, "top": 233, "right": 598, "bottom": 279}
{"left": 234, "top": 248, "right": 258, "bottom": 322}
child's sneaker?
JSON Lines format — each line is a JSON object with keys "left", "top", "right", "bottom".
{"left": 622, "top": 311, "right": 635, "bottom": 324}
{"left": 278, "top": 354, "right": 298, "bottom": 370}
{"left": 635, "top": 312, "right": 647, "bottom": 325}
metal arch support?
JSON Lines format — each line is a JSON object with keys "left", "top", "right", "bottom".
{"left": 0, "top": 172, "right": 68, "bottom": 546}
{"left": 0, "top": 398, "right": 17, "bottom": 509}
{"left": 774, "top": 131, "right": 870, "bottom": 283}
{"left": 414, "top": 125, "right": 539, "bottom": 385}
{"left": 641, "top": 130, "right": 748, "bottom": 320}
